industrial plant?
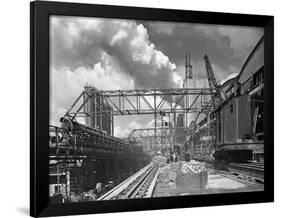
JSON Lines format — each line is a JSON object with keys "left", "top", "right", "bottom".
{"left": 49, "top": 32, "right": 264, "bottom": 203}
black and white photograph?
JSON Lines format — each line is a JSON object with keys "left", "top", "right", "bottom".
{"left": 49, "top": 15, "right": 265, "bottom": 203}
{"left": 0, "top": 0, "right": 279, "bottom": 217}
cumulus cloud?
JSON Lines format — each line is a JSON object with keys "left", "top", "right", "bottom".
{"left": 51, "top": 16, "right": 177, "bottom": 89}
{"left": 114, "top": 121, "right": 143, "bottom": 138}
{"left": 144, "top": 21, "right": 263, "bottom": 78}
{"left": 194, "top": 24, "right": 263, "bottom": 60}
{"left": 50, "top": 16, "right": 263, "bottom": 133}
{"left": 50, "top": 50, "right": 136, "bottom": 125}
{"left": 148, "top": 22, "right": 177, "bottom": 35}
{"left": 50, "top": 16, "right": 179, "bottom": 126}
{"left": 217, "top": 26, "right": 263, "bottom": 58}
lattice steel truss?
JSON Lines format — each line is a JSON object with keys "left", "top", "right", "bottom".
{"left": 127, "top": 127, "right": 188, "bottom": 151}
{"left": 49, "top": 87, "right": 218, "bottom": 199}
{"left": 63, "top": 86, "right": 217, "bottom": 151}
{"left": 128, "top": 127, "right": 178, "bottom": 139}
{"left": 66, "top": 87, "right": 216, "bottom": 119}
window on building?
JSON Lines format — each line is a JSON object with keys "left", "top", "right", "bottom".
{"left": 230, "top": 104, "right": 233, "bottom": 113}
{"left": 54, "top": 185, "right": 61, "bottom": 193}
{"left": 253, "top": 66, "right": 264, "bottom": 88}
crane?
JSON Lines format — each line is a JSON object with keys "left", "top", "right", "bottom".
{"left": 204, "top": 55, "right": 220, "bottom": 90}
{"left": 203, "top": 54, "right": 226, "bottom": 108}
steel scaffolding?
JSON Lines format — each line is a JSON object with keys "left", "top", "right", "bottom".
{"left": 66, "top": 87, "right": 215, "bottom": 118}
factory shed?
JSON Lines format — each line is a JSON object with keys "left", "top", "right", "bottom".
{"left": 213, "top": 36, "right": 264, "bottom": 162}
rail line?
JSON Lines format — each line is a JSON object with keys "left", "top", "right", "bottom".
{"left": 211, "top": 160, "right": 264, "bottom": 181}
{"left": 227, "top": 162, "right": 264, "bottom": 182}
{"left": 216, "top": 171, "right": 264, "bottom": 190}
{"left": 123, "top": 164, "right": 158, "bottom": 199}
{"left": 98, "top": 163, "right": 159, "bottom": 200}
{"left": 213, "top": 161, "right": 264, "bottom": 191}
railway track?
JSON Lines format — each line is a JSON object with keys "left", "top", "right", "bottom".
{"left": 214, "top": 161, "right": 264, "bottom": 190}
{"left": 216, "top": 171, "right": 264, "bottom": 190}
{"left": 229, "top": 162, "right": 264, "bottom": 171}
{"left": 196, "top": 158, "right": 264, "bottom": 181}
{"left": 98, "top": 159, "right": 264, "bottom": 201}
{"left": 98, "top": 163, "right": 159, "bottom": 200}
{"left": 121, "top": 164, "right": 159, "bottom": 199}
{"left": 227, "top": 161, "right": 264, "bottom": 182}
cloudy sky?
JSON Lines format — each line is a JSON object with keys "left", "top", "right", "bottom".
{"left": 50, "top": 16, "right": 263, "bottom": 137}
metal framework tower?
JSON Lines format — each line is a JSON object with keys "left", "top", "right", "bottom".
{"left": 185, "top": 52, "right": 193, "bottom": 80}
{"left": 184, "top": 52, "right": 193, "bottom": 129}
{"left": 203, "top": 54, "right": 226, "bottom": 108}
{"left": 64, "top": 86, "right": 215, "bottom": 155}
{"left": 203, "top": 54, "right": 219, "bottom": 90}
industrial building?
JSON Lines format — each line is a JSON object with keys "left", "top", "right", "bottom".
{"left": 84, "top": 85, "right": 114, "bottom": 135}
{"left": 49, "top": 36, "right": 265, "bottom": 203}
{"left": 175, "top": 114, "right": 185, "bottom": 145}
{"left": 189, "top": 36, "right": 264, "bottom": 163}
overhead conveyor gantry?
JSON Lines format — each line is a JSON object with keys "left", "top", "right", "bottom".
{"left": 66, "top": 87, "right": 216, "bottom": 118}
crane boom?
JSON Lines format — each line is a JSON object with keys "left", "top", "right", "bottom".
{"left": 204, "top": 54, "right": 220, "bottom": 89}
{"left": 203, "top": 54, "right": 226, "bottom": 107}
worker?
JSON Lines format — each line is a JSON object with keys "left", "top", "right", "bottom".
{"left": 173, "top": 152, "right": 177, "bottom": 162}
{"left": 170, "top": 152, "right": 174, "bottom": 162}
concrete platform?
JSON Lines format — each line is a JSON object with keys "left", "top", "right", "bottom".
{"left": 153, "top": 162, "right": 262, "bottom": 197}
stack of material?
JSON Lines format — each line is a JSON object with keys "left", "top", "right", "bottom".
{"left": 157, "top": 164, "right": 173, "bottom": 184}
{"left": 168, "top": 162, "right": 180, "bottom": 183}
{"left": 181, "top": 160, "right": 206, "bottom": 173}
{"left": 175, "top": 160, "right": 208, "bottom": 190}
{"left": 157, "top": 160, "right": 208, "bottom": 190}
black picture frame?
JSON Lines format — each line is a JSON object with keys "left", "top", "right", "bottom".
{"left": 30, "top": 1, "right": 274, "bottom": 217}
